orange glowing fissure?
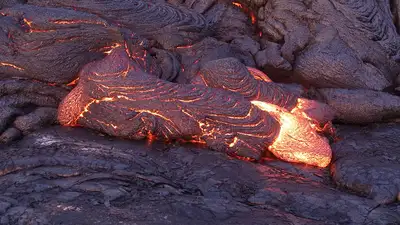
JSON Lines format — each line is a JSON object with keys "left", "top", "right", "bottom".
{"left": 251, "top": 100, "right": 332, "bottom": 167}
{"left": 50, "top": 20, "right": 107, "bottom": 26}
{"left": 232, "top": 2, "right": 256, "bottom": 24}
{"left": 0, "top": 62, "right": 24, "bottom": 71}
{"left": 68, "top": 96, "right": 116, "bottom": 126}
{"left": 66, "top": 77, "right": 80, "bottom": 86}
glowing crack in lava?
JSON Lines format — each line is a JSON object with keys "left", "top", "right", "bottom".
{"left": 58, "top": 48, "right": 332, "bottom": 167}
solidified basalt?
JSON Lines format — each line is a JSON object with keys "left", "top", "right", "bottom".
{"left": 27, "top": 0, "right": 209, "bottom": 49}
{"left": 0, "top": 80, "right": 65, "bottom": 143}
{"left": 58, "top": 48, "right": 281, "bottom": 160}
{"left": 0, "top": 4, "right": 123, "bottom": 84}
{"left": 0, "top": 79, "right": 69, "bottom": 101}
{"left": 294, "top": 27, "right": 392, "bottom": 90}
{"left": 331, "top": 0, "right": 400, "bottom": 57}
{"left": 174, "top": 37, "right": 255, "bottom": 84}
{"left": 194, "top": 57, "right": 299, "bottom": 110}
{"left": 0, "top": 127, "right": 398, "bottom": 225}
{"left": 332, "top": 124, "right": 400, "bottom": 204}
{"left": 236, "top": 0, "right": 400, "bottom": 90}
{"left": 0, "top": 0, "right": 24, "bottom": 9}
{"left": 317, "top": 88, "right": 400, "bottom": 124}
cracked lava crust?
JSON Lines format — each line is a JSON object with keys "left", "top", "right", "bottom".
{"left": 58, "top": 48, "right": 332, "bottom": 167}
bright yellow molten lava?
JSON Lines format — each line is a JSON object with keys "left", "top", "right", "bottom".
{"left": 251, "top": 101, "right": 332, "bottom": 167}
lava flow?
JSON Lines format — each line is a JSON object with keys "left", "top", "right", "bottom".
{"left": 58, "top": 47, "right": 333, "bottom": 167}
{"left": 251, "top": 100, "right": 332, "bottom": 167}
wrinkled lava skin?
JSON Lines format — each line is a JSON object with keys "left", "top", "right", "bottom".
{"left": 192, "top": 57, "right": 299, "bottom": 110}
{"left": 59, "top": 48, "right": 332, "bottom": 167}
{"left": 58, "top": 48, "right": 281, "bottom": 160}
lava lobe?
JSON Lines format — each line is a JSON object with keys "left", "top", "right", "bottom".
{"left": 58, "top": 47, "right": 332, "bottom": 167}
{"left": 58, "top": 48, "right": 280, "bottom": 160}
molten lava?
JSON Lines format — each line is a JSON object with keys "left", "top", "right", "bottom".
{"left": 58, "top": 48, "right": 333, "bottom": 167}
{"left": 251, "top": 101, "right": 332, "bottom": 167}
{"left": 0, "top": 62, "right": 25, "bottom": 71}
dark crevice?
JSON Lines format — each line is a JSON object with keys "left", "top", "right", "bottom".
{"left": 390, "top": 0, "right": 400, "bottom": 34}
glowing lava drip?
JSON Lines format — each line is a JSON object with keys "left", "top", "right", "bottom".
{"left": 252, "top": 101, "right": 332, "bottom": 167}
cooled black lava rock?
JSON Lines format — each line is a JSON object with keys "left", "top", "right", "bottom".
{"left": 332, "top": 123, "right": 400, "bottom": 204}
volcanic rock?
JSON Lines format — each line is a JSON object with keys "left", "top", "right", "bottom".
{"left": 332, "top": 123, "right": 400, "bottom": 204}
{"left": 58, "top": 48, "right": 281, "bottom": 160}
{"left": 317, "top": 88, "right": 400, "bottom": 124}
{"left": 0, "top": 127, "right": 398, "bottom": 225}
{"left": 0, "top": 4, "right": 123, "bottom": 83}
{"left": 27, "top": 0, "right": 210, "bottom": 50}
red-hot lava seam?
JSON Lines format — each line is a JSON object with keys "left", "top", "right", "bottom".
{"left": 232, "top": 2, "right": 256, "bottom": 24}
{"left": 0, "top": 62, "right": 25, "bottom": 71}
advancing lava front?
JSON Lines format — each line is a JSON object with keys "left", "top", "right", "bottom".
{"left": 58, "top": 48, "right": 333, "bottom": 167}
{"left": 0, "top": 1, "right": 340, "bottom": 168}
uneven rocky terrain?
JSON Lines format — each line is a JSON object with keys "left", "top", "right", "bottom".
{"left": 0, "top": 125, "right": 399, "bottom": 224}
{"left": 1, "top": 0, "right": 400, "bottom": 224}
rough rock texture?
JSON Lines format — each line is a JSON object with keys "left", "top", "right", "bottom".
{"left": 0, "top": 78, "right": 69, "bottom": 143}
{"left": 0, "top": 0, "right": 399, "bottom": 222}
{"left": 0, "top": 126, "right": 398, "bottom": 225}
{"left": 27, "top": 0, "right": 210, "bottom": 50}
{"left": 174, "top": 37, "right": 255, "bottom": 84}
{"left": 243, "top": 0, "right": 400, "bottom": 90}
{"left": 0, "top": 0, "right": 396, "bottom": 142}
{"left": 0, "top": 0, "right": 24, "bottom": 9}
{"left": 193, "top": 57, "right": 299, "bottom": 110}
{"left": 0, "top": 4, "right": 123, "bottom": 83}
{"left": 331, "top": 123, "right": 400, "bottom": 204}
{"left": 317, "top": 88, "right": 400, "bottom": 124}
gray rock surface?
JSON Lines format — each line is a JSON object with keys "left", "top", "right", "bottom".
{"left": 332, "top": 123, "right": 400, "bottom": 204}
{"left": 0, "top": 126, "right": 398, "bottom": 225}
{"left": 317, "top": 88, "right": 400, "bottom": 124}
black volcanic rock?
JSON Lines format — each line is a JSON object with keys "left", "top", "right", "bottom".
{"left": 27, "top": 0, "right": 210, "bottom": 49}
{"left": 0, "top": 126, "right": 398, "bottom": 225}
{"left": 331, "top": 123, "right": 400, "bottom": 204}
{"left": 0, "top": 4, "right": 123, "bottom": 84}
{"left": 317, "top": 88, "right": 400, "bottom": 124}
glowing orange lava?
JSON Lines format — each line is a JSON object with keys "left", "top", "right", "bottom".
{"left": 232, "top": 2, "right": 256, "bottom": 24}
{"left": 250, "top": 12, "right": 256, "bottom": 24}
{"left": 232, "top": 2, "right": 243, "bottom": 8}
{"left": 102, "top": 43, "right": 122, "bottom": 55}
{"left": 23, "top": 18, "right": 33, "bottom": 27}
{"left": 0, "top": 62, "right": 25, "bottom": 71}
{"left": 29, "top": 29, "right": 57, "bottom": 33}
{"left": 176, "top": 45, "right": 193, "bottom": 49}
{"left": 246, "top": 67, "right": 272, "bottom": 82}
{"left": 50, "top": 20, "right": 107, "bottom": 26}
{"left": 66, "top": 77, "right": 80, "bottom": 86}
{"left": 251, "top": 101, "right": 332, "bottom": 167}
